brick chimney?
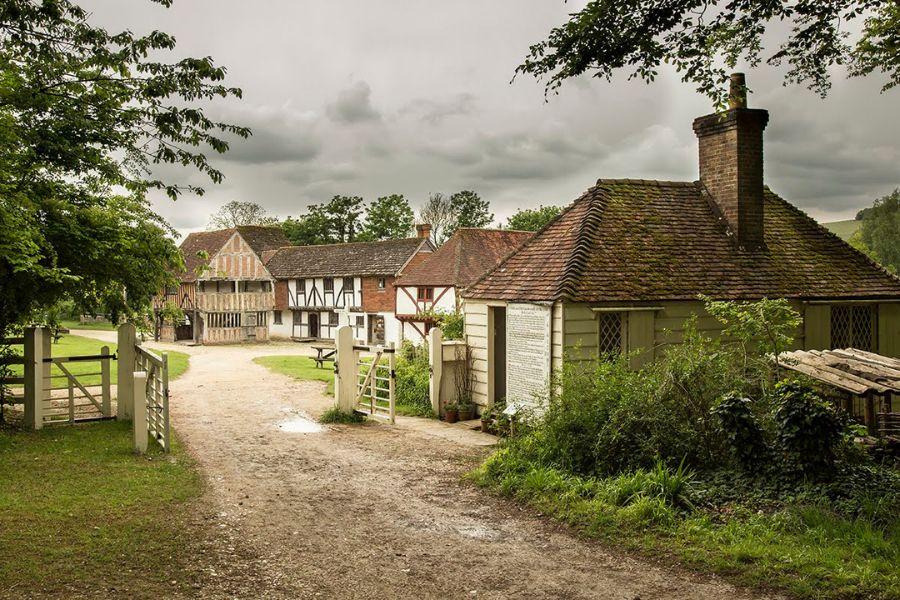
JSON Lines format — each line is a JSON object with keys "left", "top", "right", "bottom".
{"left": 692, "top": 73, "right": 769, "bottom": 250}
{"left": 415, "top": 223, "right": 432, "bottom": 239}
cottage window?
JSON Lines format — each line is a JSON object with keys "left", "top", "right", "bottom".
{"left": 343, "top": 277, "right": 354, "bottom": 291}
{"left": 831, "top": 305, "right": 877, "bottom": 351}
{"left": 292, "top": 310, "right": 302, "bottom": 326}
{"left": 324, "top": 278, "right": 334, "bottom": 292}
{"left": 378, "top": 278, "right": 386, "bottom": 290}
{"left": 165, "top": 285, "right": 177, "bottom": 295}
{"left": 273, "top": 311, "right": 283, "bottom": 325}
{"left": 417, "top": 287, "right": 434, "bottom": 301}
{"left": 598, "top": 312, "right": 626, "bottom": 356}
{"left": 356, "top": 315, "right": 364, "bottom": 328}
{"left": 298, "top": 279, "right": 305, "bottom": 293}
{"left": 329, "top": 311, "right": 339, "bottom": 326}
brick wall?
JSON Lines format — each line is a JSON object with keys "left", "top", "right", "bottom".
{"left": 274, "top": 280, "right": 288, "bottom": 310}
{"left": 361, "top": 276, "right": 395, "bottom": 312}
{"left": 693, "top": 108, "right": 768, "bottom": 250}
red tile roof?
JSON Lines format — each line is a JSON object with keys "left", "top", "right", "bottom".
{"left": 396, "top": 228, "right": 532, "bottom": 288}
{"left": 464, "top": 179, "right": 900, "bottom": 302}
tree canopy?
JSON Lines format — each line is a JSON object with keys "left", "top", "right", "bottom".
{"left": 506, "top": 205, "right": 562, "bottom": 232}
{"left": 447, "top": 190, "right": 493, "bottom": 237}
{"left": 209, "top": 201, "right": 277, "bottom": 229}
{"left": 360, "top": 194, "right": 414, "bottom": 241}
{"left": 0, "top": 0, "right": 247, "bottom": 334}
{"left": 850, "top": 189, "right": 899, "bottom": 274}
{"left": 518, "top": 1, "right": 899, "bottom": 106}
{"left": 418, "top": 193, "right": 455, "bottom": 245}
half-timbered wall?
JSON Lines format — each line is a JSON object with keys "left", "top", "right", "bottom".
{"left": 286, "top": 277, "right": 362, "bottom": 310}
{"left": 204, "top": 231, "right": 273, "bottom": 281}
{"left": 396, "top": 284, "right": 457, "bottom": 342}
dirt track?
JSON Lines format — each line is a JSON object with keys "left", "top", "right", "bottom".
{"left": 146, "top": 340, "right": 778, "bottom": 600}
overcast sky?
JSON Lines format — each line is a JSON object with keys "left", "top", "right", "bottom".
{"left": 86, "top": 0, "right": 899, "bottom": 238}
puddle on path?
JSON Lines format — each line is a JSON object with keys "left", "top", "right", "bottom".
{"left": 277, "top": 415, "right": 324, "bottom": 433}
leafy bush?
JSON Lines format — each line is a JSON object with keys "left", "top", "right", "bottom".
{"left": 713, "top": 393, "right": 769, "bottom": 471}
{"left": 420, "top": 309, "right": 464, "bottom": 340}
{"left": 394, "top": 341, "right": 432, "bottom": 417}
{"left": 773, "top": 381, "right": 846, "bottom": 476}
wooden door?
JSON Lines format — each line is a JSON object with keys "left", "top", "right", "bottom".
{"left": 368, "top": 315, "right": 385, "bottom": 345}
{"left": 308, "top": 312, "right": 320, "bottom": 339}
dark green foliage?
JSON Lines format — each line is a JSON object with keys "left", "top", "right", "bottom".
{"left": 394, "top": 341, "right": 432, "bottom": 417}
{"left": 850, "top": 189, "right": 899, "bottom": 274}
{"left": 518, "top": 1, "right": 898, "bottom": 106}
{"left": 361, "top": 194, "right": 414, "bottom": 241}
{"left": 0, "top": 0, "right": 246, "bottom": 335}
{"left": 505, "top": 205, "right": 562, "bottom": 232}
{"left": 447, "top": 190, "right": 492, "bottom": 236}
{"left": 713, "top": 394, "right": 769, "bottom": 471}
{"left": 773, "top": 382, "right": 846, "bottom": 476}
{"left": 319, "top": 406, "right": 366, "bottom": 424}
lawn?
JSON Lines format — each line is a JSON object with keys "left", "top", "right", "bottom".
{"left": 5, "top": 333, "right": 189, "bottom": 388}
{"left": 0, "top": 421, "right": 205, "bottom": 596}
{"left": 823, "top": 219, "right": 860, "bottom": 241}
{"left": 59, "top": 318, "right": 116, "bottom": 331}
{"left": 253, "top": 355, "right": 334, "bottom": 395}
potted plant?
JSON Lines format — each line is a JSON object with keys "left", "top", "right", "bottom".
{"left": 444, "top": 402, "right": 459, "bottom": 423}
{"left": 480, "top": 407, "right": 493, "bottom": 433}
{"left": 458, "top": 400, "right": 474, "bottom": 422}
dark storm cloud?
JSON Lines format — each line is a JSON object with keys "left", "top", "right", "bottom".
{"left": 80, "top": 0, "right": 899, "bottom": 233}
{"left": 326, "top": 82, "right": 381, "bottom": 124}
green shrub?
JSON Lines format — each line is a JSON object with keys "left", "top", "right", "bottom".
{"left": 394, "top": 341, "right": 432, "bottom": 417}
{"left": 319, "top": 406, "right": 366, "bottom": 424}
{"left": 713, "top": 393, "right": 770, "bottom": 471}
{"left": 773, "top": 381, "right": 846, "bottom": 476}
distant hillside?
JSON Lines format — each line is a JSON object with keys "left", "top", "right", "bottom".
{"left": 823, "top": 219, "right": 860, "bottom": 241}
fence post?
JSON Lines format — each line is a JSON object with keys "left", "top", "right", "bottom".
{"left": 23, "top": 327, "right": 44, "bottom": 430}
{"left": 100, "top": 346, "right": 111, "bottom": 417}
{"left": 388, "top": 342, "right": 396, "bottom": 424}
{"left": 117, "top": 323, "right": 136, "bottom": 421}
{"left": 335, "top": 325, "right": 356, "bottom": 413}
{"left": 428, "top": 327, "right": 443, "bottom": 416}
{"left": 133, "top": 371, "right": 148, "bottom": 454}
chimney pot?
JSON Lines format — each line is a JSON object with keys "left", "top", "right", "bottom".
{"left": 415, "top": 223, "right": 432, "bottom": 239}
{"left": 729, "top": 73, "right": 747, "bottom": 109}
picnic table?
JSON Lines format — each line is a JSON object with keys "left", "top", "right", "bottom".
{"left": 312, "top": 345, "right": 335, "bottom": 369}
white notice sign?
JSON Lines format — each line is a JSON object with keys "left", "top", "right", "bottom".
{"left": 505, "top": 302, "right": 551, "bottom": 408}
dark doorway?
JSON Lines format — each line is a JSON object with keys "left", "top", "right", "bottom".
{"left": 492, "top": 306, "right": 506, "bottom": 402}
{"left": 308, "top": 312, "right": 320, "bottom": 339}
{"left": 368, "top": 314, "right": 385, "bottom": 345}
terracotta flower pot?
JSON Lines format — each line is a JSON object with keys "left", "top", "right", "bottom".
{"left": 458, "top": 407, "right": 474, "bottom": 421}
{"left": 481, "top": 418, "right": 492, "bottom": 433}
{"left": 445, "top": 409, "right": 459, "bottom": 424}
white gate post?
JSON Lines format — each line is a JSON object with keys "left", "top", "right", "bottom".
{"left": 334, "top": 325, "right": 356, "bottom": 412}
{"left": 23, "top": 327, "right": 45, "bottom": 430}
{"left": 117, "top": 323, "right": 136, "bottom": 420}
{"left": 132, "top": 371, "right": 148, "bottom": 454}
{"left": 428, "top": 327, "right": 443, "bottom": 416}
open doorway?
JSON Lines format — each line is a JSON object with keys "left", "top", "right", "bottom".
{"left": 308, "top": 312, "right": 320, "bottom": 339}
{"left": 491, "top": 306, "right": 506, "bottom": 403}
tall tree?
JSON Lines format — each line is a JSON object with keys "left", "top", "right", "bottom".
{"left": 209, "top": 201, "right": 277, "bottom": 229}
{"left": 281, "top": 209, "right": 331, "bottom": 246}
{"left": 506, "top": 205, "right": 562, "bottom": 232}
{"left": 850, "top": 189, "right": 900, "bottom": 274}
{"left": 418, "top": 193, "right": 455, "bottom": 245}
{"left": 322, "top": 195, "right": 365, "bottom": 243}
{"left": 518, "top": 1, "right": 899, "bottom": 107}
{"left": 0, "top": 0, "right": 247, "bottom": 335}
{"left": 361, "top": 194, "right": 414, "bottom": 240}
{"left": 448, "top": 190, "right": 493, "bottom": 236}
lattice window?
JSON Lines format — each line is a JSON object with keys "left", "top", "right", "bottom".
{"left": 598, "top": 312, "right": 625, "bottom": 356}
{"left": 831, "top": 305, "right": 877, "bottom": 351}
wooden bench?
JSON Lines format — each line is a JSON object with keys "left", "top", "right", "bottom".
{"left": 312, "top": 345, "right": 336, "bottom": 369}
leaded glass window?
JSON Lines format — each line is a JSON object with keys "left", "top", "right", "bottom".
{"left": 598, "top": 312, "right": 625, "bottom": 356}
{"left": 831, "top": 305, "right": 877, "bottom": 351}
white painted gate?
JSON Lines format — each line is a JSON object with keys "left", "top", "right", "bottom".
{"left": 355, "top": 344, "right": 396, "bottom": 423}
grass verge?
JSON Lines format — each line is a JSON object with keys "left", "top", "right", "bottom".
{"left": 469, "top": 457, "right": 900, "bottom": 600}
{"left": 253, "top": 355, "right": 334, "bottom": 395}
{"left": 0, "top": 421, "right": 204, "bottom": 596}
{"left": 59, "top": 319, "right": 116, "bottom": 331}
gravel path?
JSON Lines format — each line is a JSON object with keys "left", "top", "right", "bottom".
{"left": 69, "top": 332, "right": 776, "bottom": 599}
{"left": 155, "top": 341, "right": 778, "bottom": 600}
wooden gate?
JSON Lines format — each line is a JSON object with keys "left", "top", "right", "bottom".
{"left": 355, "top": 344, "right": 396, "bottom": 423}
{"left": 134, "top": 345, "right": 170, "bottom": 451}
{"left": 43, "top": 349, "right": 114, "bottom": 424}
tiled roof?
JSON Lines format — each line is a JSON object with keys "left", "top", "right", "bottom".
{"left": 396, "top": 228, "right": 532, "bottom": 288}
{"left": 266, "top": 237, "right": 431, "bottom": 279}
{"left": 465, "top": 179, "right": 900, "bottom": 302}
{"left": 178, "top": 226, "right": 288, "bottom": 282}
